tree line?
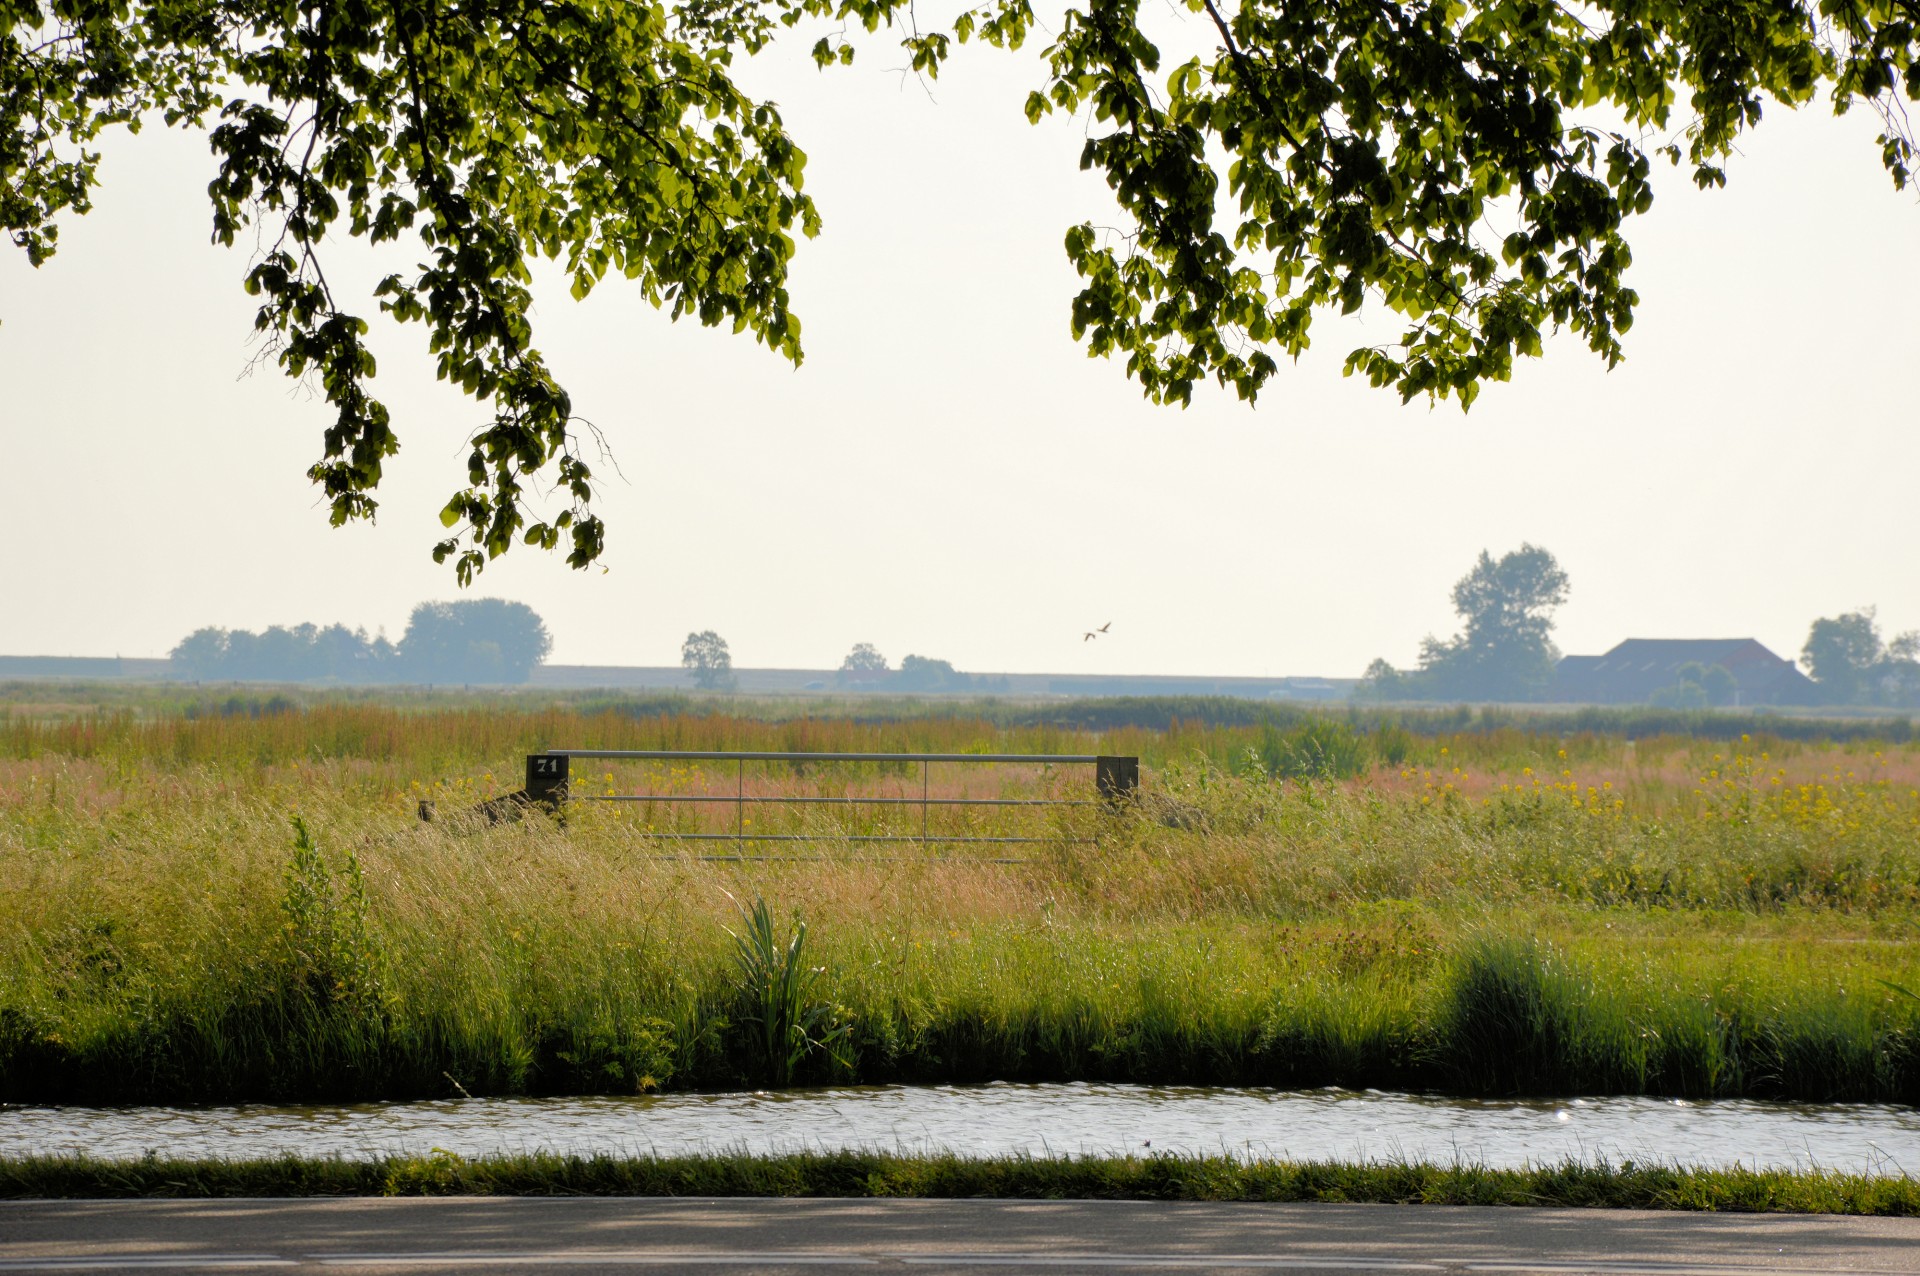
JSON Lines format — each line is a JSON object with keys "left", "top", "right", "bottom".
{"left": 170, "top": 600, "right": 552, "bottom": 685}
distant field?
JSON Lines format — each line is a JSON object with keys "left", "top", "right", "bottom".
{"left": 2, "top": 687, "right": 1917, "bottom": 1105}
{"left": 2, "top": 677, "right": 1915, "bottom": 739}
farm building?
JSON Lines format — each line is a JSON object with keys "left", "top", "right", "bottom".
{"left": 1549, "top": 638, "right": 1818, "bottom": 707}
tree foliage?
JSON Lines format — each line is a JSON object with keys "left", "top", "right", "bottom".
{"left": 1033, "top": 0, "right": 1918, "bottom": 409}
{"left": 6, "top": 0, "right": 817, "bottom": 581}
{"left": 9, "top": 0, "right": 1917, "bottom": 575}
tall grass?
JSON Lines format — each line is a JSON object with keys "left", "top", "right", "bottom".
{"left": 1438, "top": 936, "right": 1918, "bottom": 1099}
{"left": 1, "top": 807, "right": 1915, "bottom": 1103}
{"left": 2, "top": 700, "right": 1918, "bottom": 1105}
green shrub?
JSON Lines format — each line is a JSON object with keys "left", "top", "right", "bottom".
{"left": 280, "top": 816, "right": 384, "bottom": 1014}
{"left": 1255, "top": 721, "right": 1370, "bottom": 780}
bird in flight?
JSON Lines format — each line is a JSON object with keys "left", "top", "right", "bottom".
{"left": 1083, "top": 622, "right": 1112, "bottom": 642}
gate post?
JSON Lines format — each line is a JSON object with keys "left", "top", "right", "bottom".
{"left": 1095, "top": 755, "right": 1139, "bottom": 804}
{"left": 526, "top": 753, "right": 571, "bottom": 811}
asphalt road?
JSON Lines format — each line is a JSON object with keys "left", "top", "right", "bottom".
{"left": 4, "top": 1199, "right": 1919, "bottom": 1275}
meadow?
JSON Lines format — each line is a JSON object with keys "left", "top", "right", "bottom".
{"left": 2, "top": 689, "right": 1918, "bottom": 1105}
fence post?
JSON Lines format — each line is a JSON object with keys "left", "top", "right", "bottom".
{"left": 526, "top": 753, "right": 571, "bottom": 812}
{"left": 1095, "top": 755, "right": 1139, "bottom": 804}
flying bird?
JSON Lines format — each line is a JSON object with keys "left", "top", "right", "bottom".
{"left": 1083, "top": 622, "right": 1112, "bottom": 642}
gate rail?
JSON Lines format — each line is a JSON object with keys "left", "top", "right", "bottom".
{"left": 521, "top": 750, "right": 1139, "bottom": 847}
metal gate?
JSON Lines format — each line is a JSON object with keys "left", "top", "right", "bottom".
{"left": 523, "top": 750, "right": 1138, "bottom": 848}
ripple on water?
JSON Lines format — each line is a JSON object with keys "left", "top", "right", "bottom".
{"left": 2, "top": 1084, "right": 1915, "bottom": 1174}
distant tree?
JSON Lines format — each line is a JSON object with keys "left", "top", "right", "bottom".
{"left": 170, "top": 628, "right": 231, "bottom": 680}
{"left": 840, "top": 643, "right": 888, "bottom": 673}
{"left": 836, "top": 642, "right": 889, "bottom": 687}
{"left": 1352, "top": 658, "right": 1407, "bottom": 704}
{"left": 1803, "top": 609, "right": 1920, "bottom": 707}
{"left": 1802, "top": 610, "right": 1885, "bottom": 705}
{"left": 894, "top": 654, "right": 971, "bottom": 693}
{"left": 1887, "top": 633, "right": 1920, "bottom": 708}
{"left": 1367, "top": 545, "right": 1569, "bottom": 703}
{"left": 399, "top": 599, "right": 552, "bottom": 684}
{"left": 682, "top": 630, "right": 736, "bottom": 691}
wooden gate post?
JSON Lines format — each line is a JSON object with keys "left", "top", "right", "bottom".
{"left": 526, "top": 753, "right": 571, "bottom": 811}
{"left": 1095, "top": 755, "right": 1139, "bottom": 804}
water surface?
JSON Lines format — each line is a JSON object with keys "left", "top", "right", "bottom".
{"left": 4, "top": 1083, "right": 1914, "bottom": 1174}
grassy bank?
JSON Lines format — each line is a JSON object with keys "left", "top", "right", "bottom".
{"left": 2, "top": 703, "right": 1917, "bottom": 1104}
{"left": 1, "top": 1150, "right": 1914, "bottom": 1213}
{"left": 5, "top": 920, "right": 1916, "bottom": 1102}
{"left": 4, "top": 822, "right": 1917, "bottom": 1103}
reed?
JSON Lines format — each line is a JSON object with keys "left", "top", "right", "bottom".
{"left": 726, "top": 894, "right": 852, "bottom": 1086}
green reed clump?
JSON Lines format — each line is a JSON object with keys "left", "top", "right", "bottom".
{"left": 726, "top": 895, "right": 851, "bottom": 1086}
{"left": 3, "top": 1150, "right": 1915, "bottom": 1213}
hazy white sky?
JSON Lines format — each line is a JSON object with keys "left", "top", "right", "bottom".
{"left": 2, "top": 30, "right": 1916, "bottom": 676}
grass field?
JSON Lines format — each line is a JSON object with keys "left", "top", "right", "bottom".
{"left": 3, "top": 689, "right": 1918, "bottom": 1105}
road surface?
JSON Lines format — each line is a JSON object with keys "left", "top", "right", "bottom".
{"left": 4, "top": 1198, "right": 1919, "bottom": 1274}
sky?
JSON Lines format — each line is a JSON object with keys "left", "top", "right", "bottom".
{"left": 2, "top": 26, "right": 1917, "bottom": 677}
